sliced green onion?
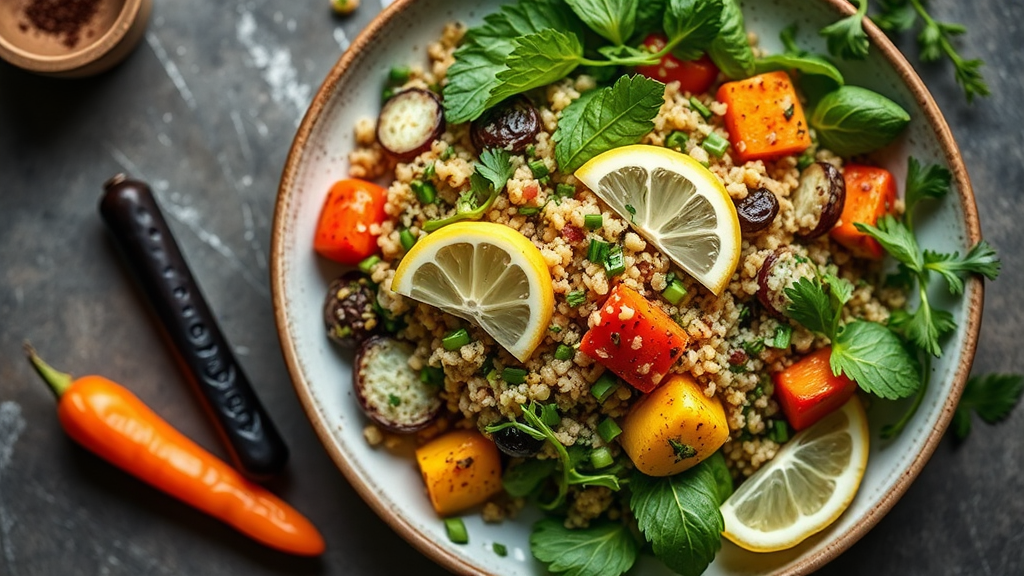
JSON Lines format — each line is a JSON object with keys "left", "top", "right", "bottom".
{"left": 703, "top": 132, "right": 729, "bottom": 158}
{"left": 420, "top": 366, "right": 445, "bottom": 386}
{"left": 554, "top": 344, "right": 574, "bottom": 361}
{"left": 661, "top": 279, "right": 688, "bottom": 306}
{"left": 597, "top": 417, "right": 622, "bottom": 443}
{"left": 769, "top": 323, "right": 793, "bottom": 349}
{"left": 604, "top": 247, "right": 625, "bottom": 277}
{"left": 666, "top": 130, "right": 689, "bottom": 150}
{"left": 528, "top": 160, "right": 549, "bottom": 178}
{"left": 443, "top": 328, "right": 471, "bottom": 351}
{"left": 358, "top": 255, "right": 381, "bottom": 274}
{"left": 388, "top": 65, "right": 411, "bottom": 84}
{"left": 445, "top": 518, "right": 469, "bottom": 544}
{"left": 549, "top": 324, "right": 562, "bottom": 333}
{"left": 555, "top": 183, "right": 576, "bottom": 200}
{"left": 566, "top": 290, "right": 586, "bottom": 307}
{"left": 591, "top": 373, "right": 619, "bottom": 403}
{"left": 587, "top": 239, "right": 609, "bottom": 263}
{"left": 689, "top": 96, "right": 712, "bottom": 119}
{"left": 492, "top": 542, "right": 508, "bottom": 557}
{"left": 768, "top": 420, "right": 791, "bottom": 444}
{"left": 411, "top": 180, "right": 436, "bottom": 204}
{"left": 423, "top": 161, "right": 436, "bottom": 180}
{"left": 518, "top": 206, "right": 541, "bottom": 216}
{"left": 584, "top": 214, "right": 603, "bottom": 230}
{"left": 440, "top": 146, "right": 454, "bottom": 161}
{"left": 399, "top": 228, "right": 417, "bottom": 251}
{"left": 590, "top": 446, "right": 614, "bottom": 469}
{"left": 502, "top": 367, "right": 528, "bottom": 384}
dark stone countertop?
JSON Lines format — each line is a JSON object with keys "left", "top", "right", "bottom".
{"left": 1, "top": 1, "right": 1020, "bottom": 575}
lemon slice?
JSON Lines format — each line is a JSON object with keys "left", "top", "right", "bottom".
{"left": 391, "top": 222, "right": 554, "bottom": 362}
{"left": 575, "top": 145, "right": 741, "bottom": 296}
{"left": 720, "top": 397, "right": 869, "bottom": 552}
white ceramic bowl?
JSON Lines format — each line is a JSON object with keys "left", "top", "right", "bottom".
{"left": 272, "top": 1, "right": 983, "bottom": 574}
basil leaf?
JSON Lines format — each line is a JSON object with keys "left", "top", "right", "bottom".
{"left": 707, "top": 0, "right": 755, "bottom": 79}
{"left": 632, "top": 0, "right": 667, "bottom": 41}
{"left": 553, "top": 74, "right": 664, "bottom": 173}
{"left": 565, "top": 0, "right": 638, "bottom": 46}
{"left": 503, "top": 458, "right": 557, "bottom": 497}
{"left": 753, "top": 53, "right": 845, "bottom": 85}
{"left": 664, "top": 0, "right": 725, "bottom": 61}
{"left": 444, "top": 0, "right": 583, "bottom": 123}
{"left": 487, "top": 29, "right": 583, "bottom": 108}
{"left": 531, "top": 519, "right": 639, "bottom": 576}
{"left": 630, "top": 455, "right": 728, "bottom": 576}
{"left": 809, "top": 85, "right": 910, "bottom": 156}
{"left": 831, "top": 320, "right": 921, "bottom": 399}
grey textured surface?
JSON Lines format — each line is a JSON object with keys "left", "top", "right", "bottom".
{"left": 0, "top": 1, "right": 1020, "bottom": 575}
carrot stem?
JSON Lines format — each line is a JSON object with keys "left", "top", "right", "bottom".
{"left": 23, "top": 343, "right": 73, "bottom": 398}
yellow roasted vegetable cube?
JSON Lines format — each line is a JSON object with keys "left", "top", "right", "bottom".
{"left": 415, "top": 429, "right": 503, "bottom": 516}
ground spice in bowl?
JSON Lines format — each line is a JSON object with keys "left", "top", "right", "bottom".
{"left": 20, "top": 0, "right": 103, "bottom": 49}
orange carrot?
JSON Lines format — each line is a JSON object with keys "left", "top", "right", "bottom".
{"left": 313, "top": 178, "right": 388, "bottom": 265}
{"left": 773, "top": 347, "right": 857, "bottom": 431}
{"left": 25, "top": 344, "right": 325, "bottom": 556}
{"left": 579, "top": 284, "right": 689, "bottom": 393}
{"left": 829, "top": 164, "right": 898, "bottom": 259}
{"left": 415, "top": 429, "right": 503, "bottom": 516}
{"left": 716, "top": 71, "right": 812, "bottom": 163}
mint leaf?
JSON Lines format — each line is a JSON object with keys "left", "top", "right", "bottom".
{"left": 855, "top": 214, "right": 922, "bottom": 272}
{"left": 831, "top": 320, "right": 921, "bottom": 399}
{"left": 809, "top": 86, "right": 910, "bottom": 156}
{"left": 444, "top": 46, "right": 508, "bottom": 125}
{"left": 487, "top": 29, "right": 583, "bottom": 108}
{"left": 953, "top": 374, "right": 1024, "bottom": 440}
{"left": 632, "top": 0, "right": 667, "bottom": 41}
{"left": 565, "top": 0, "right": 638, "bottom": 46}
{"left": 553, "top": 74, "right": 664, "bottom": 173}
{"left": 531, "top": 519, "right": 639, "bottom": 576}
{"left": 663, "top": 0, "right": 725, "bottom": 61}
{"left": 630, "top": 454, "right": 728, "bottom": 576}
{"left": 785, "top": 276, "right": 838, "bottom": 339}
{"left": 707, "top": 0, "right": 755, "bottom": 79}
{"left": 753, "top": 53, "right": 845, "bottom": 85}
{"left": 904, "top": 157, "right": 951, "bottom": 217}
{"left": 924, "top": 241, "right": 1002, "bottom": 295}
{"left": 818, "top": 0, "right": 869, "bottom": 60}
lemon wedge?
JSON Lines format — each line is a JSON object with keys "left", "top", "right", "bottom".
{"left": 391, "top": 222, "right": 554, "bottom": 362}
{"left": 574, "top": 145, "right": 741, "bottom": 296}
{"left": 720, "top": 397, "right": 869, "bottom": 552}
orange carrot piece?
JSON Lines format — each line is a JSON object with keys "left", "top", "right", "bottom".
{"left": 716, "top": 71, "right": 811, "bottom": 163}
{"left": 415, "top": 430, "right": 503, "bottom": 516}
{"left": 829, "top": 164, "right": 898, "bottom": 259}
{"left": 313, "top": 178, "right": 388, "bottom": 266}
{"left": 773, "top": 347, "right": 857, "bottom": 431}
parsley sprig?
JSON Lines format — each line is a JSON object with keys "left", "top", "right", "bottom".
{"left": 952, "top": 374, "right": 1024, "bottom": 440}
{"left": 485, "top": 402, "right": 622, "bottom": 511}
{"left": 422, "top": 148, "right": 514, "bottom": 232}
{"left": 819, "top": 0, "right": 989, "bottom": 103}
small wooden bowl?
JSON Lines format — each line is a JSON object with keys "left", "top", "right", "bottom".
{"left": 0, "top": 0, "right": 151, "bottom": 77}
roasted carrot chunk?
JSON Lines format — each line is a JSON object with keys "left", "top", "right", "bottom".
{"left": 773, "top": 347, "right": 857, "bottom": 431}
{"left": 716, "top": 71, "right": 811, "bottom": 163}
{"left": 415, "top": 430, "right": 503, "bottom": 516}
{"left": 313, "top": 178, "right": 388, "bottom": 265}
{"left": 829, "top": 164, "right": 898, "bottom": 259}
{"left": 579, "top": 284, "right": 689, "bottom": 393}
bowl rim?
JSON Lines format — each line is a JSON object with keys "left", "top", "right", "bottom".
{"left": 0, "top": 0, "right": 143, "bottom": 73}
{"left": 271, "top": 0, "right": 984, "bottom": 574}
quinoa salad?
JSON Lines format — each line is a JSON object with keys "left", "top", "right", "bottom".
{"left": 308, "top": 1, "right": 997, "bottom": 574}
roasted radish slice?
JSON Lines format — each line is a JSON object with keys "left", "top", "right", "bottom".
{"left": 354, "top": 336, "right": 442, "bottom": 433}
{"left": 757, "top": 248, "right": 818, "bottom": 316}
{"left": 470, "top": 96, "right": 541, "bottom": 152}
{"left": 791, "top": 162, "right": 846, "bottom": 238}
{"left": 376, "top": 88, "right": 445, "bottom": 161}
{"left": 734, "top": 187, "right": 780, "bottom": 234}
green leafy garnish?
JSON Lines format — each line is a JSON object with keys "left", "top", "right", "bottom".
{"left": 423, "top": 148, "right": 513, "bottom": 231}
{"left": 630, "top": 453, "right": 731, "bottom": 576}
{"left": 531, "top": 518, "right": 639, "bottom": 576}
{"left": 553, "top": 74, "right": 664, "bottom": 173}
{"left": 786, "top": 275, "right": 921, "bottom": 400}
{"left": 707, "top": 0, "right": 755, "bottom": 79}
{"left": 564, "top": 0, "right": 638, "bottom": 46}
{"left": 904, "top": 156, "right": 952, "bottom": 219}
{"left": 808, "top": 85, "right": 910, "bottom": 156}
{"left": 753, "top": 53, "right": 844, "bottom": 85}
{"left": 487, "top": 29, "right": 584, "bottom": 108}
{"left": 819, "top": 0, "right": 870, "bottom": 60}
{"left": 952, "top": 374, "right": 1024, "bottom": 440}
{"left": 503, "top": 458, "right": 559, "bottom": 498}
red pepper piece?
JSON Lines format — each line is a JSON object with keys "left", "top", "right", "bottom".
{"left": 773, "top": 346, "right": 858, "bottom": 431}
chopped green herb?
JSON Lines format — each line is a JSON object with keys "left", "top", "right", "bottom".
{"left": 399, "top": 228, "right": 417, "bottom": 251}
{"left": 445, "top": 518, "right": 469, "bottom": 544}
{"left": 538, "top": 403, "right": 561, "bottom": 428}
{"left": 388, "top": 394, "right": 401, "bottom": 407}
{"left": 549, "top": 324, "right": 562, "bottom": 333}
{"left": 587, "top": 238, "right": 610, "bottom": 263}
{"left": 518, "top": 205, "right": 541, "bottom": 216}
{"left": 783, "top": 104, "right": 795, "bottom": 120}
{"left": 584, "top": 214, "right": 603, "bottom": 230}
{"left": 528, "top": 159, "right": 549, "bottom": 178}
{"left": 796, "top": 149, "right": 817, "bottom": 171}
{"left": 665, "top": 130, "right": 689, "bottom": 150}
{"left": 381, "top": 87, "right": 395, "bottom": 102}
{"left": 442, "top": 328, "right": 471, "bottom": 351}
{"left": 555, "top": 344, "right": 574, "bottom": 361}
{"left": 604, "top": 247, "right": 626, "bottom": 277}
{"left": 689, "top": 96, "right": 713, "bottom": 119}
{"left": 591, "top": 373, "right": 619, "bottom": 403}
{"left": 742, "top": 339, "right": 765, "bottom": 358}
{"left": 502, "top": 367, "right": 528, "bottom": 384}
{"left": 597, "top": 417, "right": 622, "bottom": 443}
{"left": 566, "top": 290, "right": 587, "bottom": 307}
{"left": 590, "top": 447, "right": 614, "bottom": 469}
{"left": 389, "top": 65, "right": 411, "bottom": 84}
{"left": 668, "top": 438, "right": 698, "bottom": 461}
{"left": 439, "top": 146, "right": 453, "bottom": 161}
{"left": 357, "top": 255, "right": 381, "bottom": 274}
{"left": 492, "top": 542, "right": 508, "bottom": 557}
{"left": 661, "top": 279, "right": 688, "bottom": 306}
{"left": 624, "top": 204, "right": 637, "bottom": 220}
{"left": 420, "top": 366, "right": 445, "bottom": 387}
{"left": 555, "top": 183, "right": 577, "bottom": 201}
{"left": 769, "top": 323, "right": 793, "bottom": 349}
{"left": 410, "top": 179, "right": 437, "bottom": 204}
{"left": 702, "top": 132, "right": 729, "bottom": 158}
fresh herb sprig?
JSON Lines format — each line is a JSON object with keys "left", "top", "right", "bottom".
{"left": 485, "top": 402, "right": 622, "bottom": 511}
{"left": 531, "top": 518, "right": 639, "bottom": 576}
{"left": 819, "top": 0, "right": 989, "bottom": 103}
{"left": 952, "top": 374, "right": 1024, "bottom": 440}
{"left": 422, "top": 148, "right": 514, "bottom": 231}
